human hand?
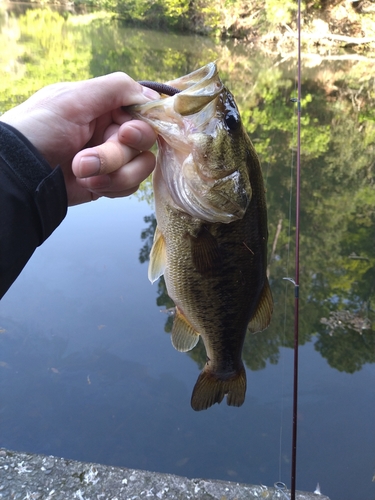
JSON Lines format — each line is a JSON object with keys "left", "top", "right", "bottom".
{"left": 0, "top": 73, "right": 159, "bottom": 206}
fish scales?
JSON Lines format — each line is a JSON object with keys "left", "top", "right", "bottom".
{"left": 128, "top": 62, "right": 273, "bottom": 410}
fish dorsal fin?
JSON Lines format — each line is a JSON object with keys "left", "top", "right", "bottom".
{"left": 190, "top": 228, "right": 221, "bottom": 275}
{"left": 148, "top": 227, "right": 167, "bottom": 284}
{"left": 171, "top": 307, "right": 200, "bottom": 352}
{"left": 247, "top": 279, "right": 273, "bottom": 334}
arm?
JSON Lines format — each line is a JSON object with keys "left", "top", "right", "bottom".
{"left": 0, "top": 72, "right": 158, "bottom": 298}
{"left": 0, "top": 122, "right": 67, "bottom": 298}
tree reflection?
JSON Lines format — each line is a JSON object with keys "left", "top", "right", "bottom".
{"left": 139, "top": 214, "right": 156, "bottom": 265}
{"left": 139, "top": 209, "right": 374, "bottom": 374}
{"left": 316, "top": 327, "right": 375, "bottom": 373}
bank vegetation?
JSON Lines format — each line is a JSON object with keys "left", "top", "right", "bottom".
{"left": 5, "top": 0, "right": 375, "bottom": 52}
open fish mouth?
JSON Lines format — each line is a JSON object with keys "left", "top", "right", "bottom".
{"left": 130, "top": 62, "right": 223, "bottom": 124}
{"left": 166, "top": 62, "right": 224, "bottom": 116}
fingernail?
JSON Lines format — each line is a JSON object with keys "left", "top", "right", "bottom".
{"left": 142, "top": 86, "right": 160, "bottom": 100}
{"left": 122, "top": 124, "right": 142, "bottom": 145}
{"left": 79, "top": 155, "right": 101, "bottom": 177}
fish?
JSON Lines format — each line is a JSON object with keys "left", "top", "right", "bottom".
{"left": 129, "top": 62, "right": 273, "bottom": 411}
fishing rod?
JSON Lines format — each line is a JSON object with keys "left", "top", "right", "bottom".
{"left": 282, "top": 1, "right": 302, "bottom": 496}
{"left": 291, "top": 0, "right": 302, "bottom": 497}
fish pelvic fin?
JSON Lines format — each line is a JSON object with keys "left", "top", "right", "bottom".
{"left": 191, "top": 364, "right": 246, "bottom": 411}
{"left": 171, "top": 307, "right": 200, "bottom": 352}
{"left": 247, "top": 278, "right": 273, "bottom": 334}
{"left": 148, "top": 226, "right": 167, "bottom": 284}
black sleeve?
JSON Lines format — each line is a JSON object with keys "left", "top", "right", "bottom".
{"left": 0, "top": 122, "right": 67, "bottom": 299}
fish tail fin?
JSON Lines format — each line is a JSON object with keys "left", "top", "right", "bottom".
{"left": 191, "top": 365, "right": 246, "bottom": 411}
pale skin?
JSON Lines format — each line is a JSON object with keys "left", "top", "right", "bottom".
{"left": 0, "top": 72, "right": 160, "bottom": 206}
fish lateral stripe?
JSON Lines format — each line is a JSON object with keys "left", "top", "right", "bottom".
{"left": 191, "top": 365, "right": 246, "bottom": 411}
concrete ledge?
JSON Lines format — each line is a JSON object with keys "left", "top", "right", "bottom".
{"left": 0, "top": 448, "right": 329, "bottom": 500}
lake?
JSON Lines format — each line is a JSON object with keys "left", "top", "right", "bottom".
{"left": 0, "top": 6, "right": 374, "bottom": 500}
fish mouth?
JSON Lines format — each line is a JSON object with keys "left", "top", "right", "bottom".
{"left": 167, "top": 62, "right": 223, "bottom": 116}
{"left": 129, "top": 62, "right": 223, "bottom": 121}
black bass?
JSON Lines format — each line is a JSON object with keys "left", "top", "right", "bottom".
{"left": 130, "top": 62, "right": 273, "bottom": 411}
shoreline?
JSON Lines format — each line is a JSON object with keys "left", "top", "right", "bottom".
{"left": 2, "top": 0, "right": 375, "bottom": 56}
{"left": 0, "top": 447, "right": 330, "bottom": 500}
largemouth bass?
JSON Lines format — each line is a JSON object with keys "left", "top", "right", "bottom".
{"left": 130, "top": 62, "right": 273, "bottom": 411}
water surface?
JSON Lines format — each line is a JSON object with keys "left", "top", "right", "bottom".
{"left": 0, "top": 8, "right": 374, "bottom": 500}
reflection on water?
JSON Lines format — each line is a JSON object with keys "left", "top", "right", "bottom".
{"left": 0, "top": 8, "right": 374, "bottom": 500}
{"left": 139, "top": 212, "right": 375, "bottom": 375}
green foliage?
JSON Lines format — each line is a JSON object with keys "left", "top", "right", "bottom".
{"left": 265, "top": 0, "right": 297, "bottom": 25}
{"left": 102, "top": 0, "right": 191, "bottom": 30}
{"left": 163, "top": 0, "right": 190, "bottom": 18}
{"left": 2, "top": 0, "right": 374, "bottom": 43}
{"left": 0, "top": 9, "right": 109, "bottom": 109}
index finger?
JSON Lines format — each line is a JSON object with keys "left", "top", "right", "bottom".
{"left": 81, "top": 73, "right": 157, "bottom": 120}
{"left": 56, "top": 73, "right": 160, "bottom": 123}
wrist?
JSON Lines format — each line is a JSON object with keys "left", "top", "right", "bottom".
{"left": 0, "top": 122, "right": 55, "bottom": 189}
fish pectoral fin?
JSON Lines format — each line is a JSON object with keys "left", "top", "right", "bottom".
{"left": 191, "top": 365, "right": 247, "bottom": 411}
{"left": 148, "top": 227, "right": 167, "bottom": 284}
{"left": 171, "top": 307, "right": 200, "bottom": 352}
{"left": 247, "top": 278, "right": 273, "bottom": 333}
{"left": 190, "top": 227, "right": 221, "bottom": 274}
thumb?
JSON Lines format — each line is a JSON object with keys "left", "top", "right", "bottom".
{"left": 73, "top": 120, "right": 157, "bottom": 178}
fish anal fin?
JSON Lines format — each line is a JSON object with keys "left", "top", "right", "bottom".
{"left": 148, "top": 227, "right": 167, "bottom": 284}
{"left": 191, "top": 365, "right": 247, "bottom": 411}
{"left": 247, "top": 278, "right": 273, "bottom": 334}
{"left": 190, "top": 227, "right": 221, "bottom": 275}
{"left": 171, "top": 307, "right": 200, "bottom": 352}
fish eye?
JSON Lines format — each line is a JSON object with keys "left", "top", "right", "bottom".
{"left": 224, "top": 110, "right": 241, "bottom": 131}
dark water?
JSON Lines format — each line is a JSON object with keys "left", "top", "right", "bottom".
{"left": 0, "top": 8, "right": 375, "bottom": 500}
